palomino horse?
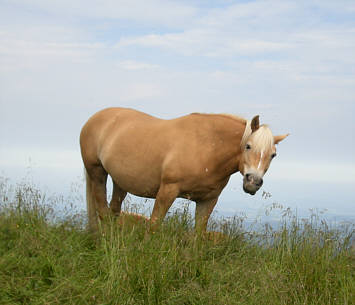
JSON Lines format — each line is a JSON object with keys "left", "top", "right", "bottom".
{"left": 80, "top": 108, "right": 288, "bottom": 232}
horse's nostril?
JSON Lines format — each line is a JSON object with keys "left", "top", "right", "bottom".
{"left": 245, "top": 174, "right": 262, "bottom": 186}
{"left": 256, "top": 178, "right": 263, "bottom": 187}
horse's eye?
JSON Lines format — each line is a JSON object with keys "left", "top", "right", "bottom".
{"left": 245, "top": 144, "right": 251, "bottom": 150}
{"left": 271, "top": 153, "right": 277, "bottom": 159}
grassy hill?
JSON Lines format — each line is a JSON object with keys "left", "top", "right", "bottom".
{"left": 0, "top": 179, "right": 354, "bottom": 305}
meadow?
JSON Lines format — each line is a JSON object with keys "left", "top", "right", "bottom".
{"left": 0, "top": 177, "right": 354, "bottom": 305}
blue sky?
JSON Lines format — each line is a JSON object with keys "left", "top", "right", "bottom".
{"left": 0, "top": 0, "right": 354, "bottom": 220}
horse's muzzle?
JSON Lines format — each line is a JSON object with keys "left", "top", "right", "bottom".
{"left": 243, "top": 173, "right": 263, "bottom": 195}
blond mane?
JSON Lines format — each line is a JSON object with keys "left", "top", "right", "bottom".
{"left": 241, "top": 120, "right": 252, "bottom": 149}
{"left": 190, "top": 112, "right": 247, "bottom": 123}
{"left": 218, "top": 113, "right": 247, "bottom": 123}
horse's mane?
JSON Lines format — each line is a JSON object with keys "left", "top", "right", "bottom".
{"left": 217, "top": 113, "right": 247, "bottom": 123}
{"left": 190, "top": 112, "right": 246, "bottom": 123}
{"left": 190, "top": 112, "right": 273, "bottom": 151}
{"left": 240, "top": 120, "right": 252, "bottom": 149}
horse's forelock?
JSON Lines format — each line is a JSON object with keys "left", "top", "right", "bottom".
{"left": 251, "top": 125, "right": 274, "bottom": 152}
{"left": 241, "top": 123, "right": 274, "bottom": 152}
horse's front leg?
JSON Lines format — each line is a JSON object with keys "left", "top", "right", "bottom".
{"left": 195, "top": 197, "right": 218, "bottom": 234}
{"left": 150, "top": 183, "right": 179, "bottom": 228}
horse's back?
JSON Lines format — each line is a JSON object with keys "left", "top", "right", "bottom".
{"left": 81, "top": 107, "right": 157, "bottom": 133}
{"left": 80, "top": 107, "right": 160, "bottom": 150}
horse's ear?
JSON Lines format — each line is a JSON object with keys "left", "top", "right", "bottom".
{"left": 251, "top": 115, "right": 259, "bottom": 133}
{"left": 274, "top": 134, "right": 289, "bottom": 144}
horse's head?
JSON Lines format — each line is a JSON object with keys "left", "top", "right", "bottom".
{"left": 239, "top": 115, "right": 288, "bottom": 195}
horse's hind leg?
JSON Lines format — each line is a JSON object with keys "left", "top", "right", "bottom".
{"left": 110, "top": 179, "right": 126, "bottom": 216}
{"left": 88, "top": 164, "right": 110, "bottom": 220}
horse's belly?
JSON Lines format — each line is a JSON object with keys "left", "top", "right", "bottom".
{"left": 103, "top": 157, "right": 162, "bottom": 198}
{"left": 116, "top": 173, "right": 160, "bottom": 198}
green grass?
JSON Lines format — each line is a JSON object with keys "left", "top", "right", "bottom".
{"left": 0, "top": 178, "right": 354, "bottom": 305}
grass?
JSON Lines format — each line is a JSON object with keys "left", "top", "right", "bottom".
{"left": 0, "top": 177, "right": 354, "bottom": 305}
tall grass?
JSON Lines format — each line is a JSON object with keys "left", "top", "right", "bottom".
{"left": 0, "top": 177, "right": 354, "bottom": 305}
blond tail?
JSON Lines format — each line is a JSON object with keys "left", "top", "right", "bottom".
{"left": 85, "top": 168, "right": 98, "bottom": 232}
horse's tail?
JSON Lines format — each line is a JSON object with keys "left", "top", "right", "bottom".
{"left": 84, "top": 168, "right": 98, "bottom": 232}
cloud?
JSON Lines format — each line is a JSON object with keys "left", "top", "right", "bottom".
{"left": 198, "top": 0, "right": 297, "bottom": 28}
{"left": 118, "top": 82, "right": 164, "bottom": 101}
{"left": 1, "top": 0, "right": 355, "bottom": 161}
{"left": 116, "top": 60, "right": 160, "bottom": 71}
{"left": 311, "top": 0, "right": 355, "bottom": 13}
{"left": 0, "top": 24, "right": 104, "bottom": 72}
{"left": 115, "top": 30, "right": 293, "bottom": 57}
{"left": 4, "top": 0, "right": 197, "bottom": 27}
{"left": 0, "top": 40, "right": 104, "bottom": 72}
{"left": 109, "top": 1, "right": 355, "bottom": 63}
{"left": 0, "top": 0, "right": 354, "bottom": 219}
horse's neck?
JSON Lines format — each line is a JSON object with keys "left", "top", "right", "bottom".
{"left": 218, "top": 118, "right": 246, "bottom": 149}
{"left": 212, "top": 119, "right": 246, "bottom": 174}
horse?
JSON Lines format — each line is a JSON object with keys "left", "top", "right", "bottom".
{"left": 80, "top": 107, "right": 288, "bottom": 232}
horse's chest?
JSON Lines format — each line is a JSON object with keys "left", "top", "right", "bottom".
{"left": 180, "top": 174, "right": 229, "bottom": 201}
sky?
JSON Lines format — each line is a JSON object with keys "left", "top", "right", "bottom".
{"left": 0, "top": 0, "right": 354, "bottom": 222}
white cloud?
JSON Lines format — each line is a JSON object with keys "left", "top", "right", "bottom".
{"left": 5, "top": 0, "right": 197, "bottom": 27}
{"left": 0, "top": 25, "right": 104, "bottom": 72}
{"left": 311, "top": 0, "right": 355, "bottom": 13}
{"left": 0, "top": 0, "right": 354, "bottom": 218}
{"left": 1, "top": 0, "right": 355, "bottom": 163}
{"left": 106, "top": 1, "right": 354, "bottom": 61}
{"left": 116, "top": 60, "right": 160, "bottom": 71}
{"left": 118, "top": 82, "right": 164, "bottom": 101}
{"left": 198, "top": 0, "right": 296, "bottom": 28}
{"left": 115, "top": 30, "right": 293, "bottom": 57}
